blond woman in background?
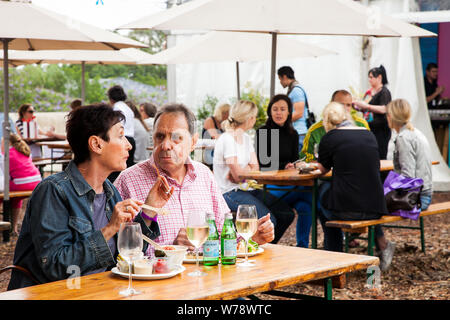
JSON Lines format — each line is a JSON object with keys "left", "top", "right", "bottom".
{"left": 213, "top": 100, "right": 294, "bottom": 243}
{"left": 386, "top": 99, "right": 433, "bottom": 210}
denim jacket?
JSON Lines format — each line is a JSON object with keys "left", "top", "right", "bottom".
{"left": 8, "top": 161, "right": 160, "bottom": 290}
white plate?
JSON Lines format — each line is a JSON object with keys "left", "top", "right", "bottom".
{"left": 111, "top": 265, "right": 185, "bottom": 280}
{"left": 237, "top": 247, "right": 264, "bottom": 257}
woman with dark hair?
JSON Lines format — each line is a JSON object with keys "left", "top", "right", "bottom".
{"left": 353, "top": 65, "right": 392, "bottom": 159}
{"left": 8, "top": 103, "right": 173, "bottom": 290}
{"left": 255, "top": 94, "right": 311, "bottom": 247}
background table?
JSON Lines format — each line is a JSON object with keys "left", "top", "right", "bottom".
{"left": 0, "top": 244, "right": 378, "bottom": 300}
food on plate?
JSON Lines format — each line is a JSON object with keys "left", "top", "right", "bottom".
{"left": 154, "top": 249, "right": 167, "bottom": 257}
{"left": 116, "top": 259, "right": 130, "bottom": 273}
{"left": 237, "top": 238, "right": 259, "bottom": 253}
{"left": 153, "top": 259, "right": 170, "bottom": 274}
{"left": 185, "top": 251, "right": 203, "bottom": 260}
{"left": 133, "top": 259, "right": 154, "bottom": 275}
{"left": 163, "top": 245, "right": 176, "bottom": 250}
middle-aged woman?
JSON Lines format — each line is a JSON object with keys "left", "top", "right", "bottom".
{"left": 255, "top": 94, "right": 311, "bottom": 248}
{"left": 353, "top": 65, "right": 392, "bottom": 160}
{"left": 213, "top": 100, "right": 294, "bottom": 243}
{"left": 8, "top": 103, "right": 173, "bottom": 290}
{"left": 316, "top": 102, "right": 395, "bottom": 271}
{"left": 1, "top": 134, "right": 42, "bottom": 235}
{"left": 386, "top": 99, "right": 433, "bottom": 210}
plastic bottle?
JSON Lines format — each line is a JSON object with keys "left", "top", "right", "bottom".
{"left": 221, "top": 212, "right": 237, "bottom": 265}
{"left": 203, "top": 212, "right": 220, "bottom": 266}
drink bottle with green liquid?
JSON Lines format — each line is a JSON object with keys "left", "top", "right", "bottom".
{"left": 221, "top": 212, "right": 237, "bottom": 265}
{"left": 203, "top": 212, "right": 220, "bottom": 266}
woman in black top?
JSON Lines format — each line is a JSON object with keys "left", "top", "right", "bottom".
{"left": 316, "top": 102, "right": 395, "bottom": 271}
{"left": 255, "top": 94, "right": 309, "bottom": 247}
{"left": 354, "top": 65, "right": 392, "bottom": 160}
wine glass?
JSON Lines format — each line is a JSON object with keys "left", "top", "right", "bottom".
{"left": 186, "top": 211, "right": 209, "bottom": 277}
{"left": 117, "top": 222, "right": 143, "bottom": 296}
{"left": 235, "top": 204, "right": 258, "bottom": 267}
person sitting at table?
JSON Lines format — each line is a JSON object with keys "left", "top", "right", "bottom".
{"left": 255, "top": 94, "right": 311, "bottom": 248}
{"left": 139, "top": 102, "right": 158, "bottom": 156}
{"left": 386, "top": 99, "right": 433, "bottom": 210}
{"left": 300, "top": 90, "right": 369, "bottom": 163}
{"left": 1, "top": 134, "right": 41, "bottom": 235}
{"left": 126, "top": 100, "right": 150, "bottom": 164}
{"left": 8, "top": 103, "right": 172, "bottom": 290}
{"left": 15, "top": 104, "right": 58, "bottom": 158}
{"left": 114, "top": 103, "right": 275, "bottom": 254}
{"left": 202, "top": 103, "right": 230, "bottom": 168}
{"left": 315, "top": 102, "right": 395, "bottom": 271}
{"left": 213, "top": 100, "right": 294, "bottom": 244}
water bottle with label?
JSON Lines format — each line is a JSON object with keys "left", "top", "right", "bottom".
{"left": 221, "top": 212, "right": 237, "bottom": 265}
{"left": 203, "top": 212, "right": 220, "bottom": 266}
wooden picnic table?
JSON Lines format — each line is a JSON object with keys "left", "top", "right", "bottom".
{"left": 35, "top": 140, "right": 70, "bottom": 150}
{"left": 238, "top": 160, "right": 439, "bottom": 249}
{"left": 0, "top": 243, "right": 378, "bottom": 300}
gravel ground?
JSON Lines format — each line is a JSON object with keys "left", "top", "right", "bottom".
{"left": 1, "top": 193, "right": 449, "bottom": 299}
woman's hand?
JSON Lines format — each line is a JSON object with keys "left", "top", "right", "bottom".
{"left": 353, "top": 100, "right": 370, "bottom": 111}
{"left": 102, "top": 198, "right": 143, "bottom": 240}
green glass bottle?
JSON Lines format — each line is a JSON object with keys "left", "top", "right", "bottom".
{"left": 221, "top": 212, "right": 237, "bottom": 265}
{"left": 203, "top": 212, "right": 220, "bottom": 266}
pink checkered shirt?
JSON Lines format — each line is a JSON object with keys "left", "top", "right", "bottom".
{"left": 114, "top": 156, "right": 229, "bottom": 257}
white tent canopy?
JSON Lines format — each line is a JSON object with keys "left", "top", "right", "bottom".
{"left": 120, "top": 0, "right": 435, "bottom": 97}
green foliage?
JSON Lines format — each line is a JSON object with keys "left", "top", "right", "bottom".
{"left": 196, "top": 95, "right": 220, "bottom": 121}
{"left": 239, "top": 83, "right": 269, "bottom": 129}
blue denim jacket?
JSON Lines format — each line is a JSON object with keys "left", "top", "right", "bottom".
{"left": 8, "top": 161, "right": 160, "bottom": 290}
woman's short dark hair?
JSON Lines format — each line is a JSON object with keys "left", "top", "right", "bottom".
{"left": 107, "top": 85, "right": 127, "bottom": 102}
{"left": 18, "top": 104, "right": 32, "bottom": 119}
{"left": 266, "top": 94, "right": 295, "bottom": 134}
{"left": 66, "top": 103, "right": 125, "bottom": 164}
{"left": 369, "top": 65, "right": 388, "bottom": 85}
{"left": 140, "top": 102, "right": 157, "bottom": 118}
{"left": 153, "top": 103, "right": 196, "bottom": 136}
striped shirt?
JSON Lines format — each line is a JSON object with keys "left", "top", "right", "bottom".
{"left": 114, "top": 156, "right": 229, "bottom": 256}
{"left": 300, "top": 111, "right": 370, "bottom": 163}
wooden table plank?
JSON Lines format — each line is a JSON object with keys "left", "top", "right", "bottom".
{"left": 0, "top": 244, "right": 378, "bottom": 300}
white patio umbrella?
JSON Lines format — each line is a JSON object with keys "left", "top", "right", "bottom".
{"left": 119, "top": 0, "right": 436, "bottom": 97}
{"left": 0, "top": 0, "right": 146, "bottom": 240}
{"left": 1, "top": 48, "right": 159, "bottom": 102}
{"left": 139, "top": 31, "right": 336, "bottom": 99}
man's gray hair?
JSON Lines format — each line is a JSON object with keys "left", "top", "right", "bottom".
{"left": 153, "top": 103, "right": 197, "bottom": 135}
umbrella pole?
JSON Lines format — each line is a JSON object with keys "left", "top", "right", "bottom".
{"left": 2, "top": 38, "right": 12, "bottom": 242}
{"left": 81, "top": 61, "right": 86, "bottom": 104}
{"left": 270, "top": 32, "right": 277, "bottom": 98}
{"left": 236, "top": 61, "right": 240, "bottom": 100}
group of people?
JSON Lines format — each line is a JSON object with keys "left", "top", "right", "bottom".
{"left": 5, "top": 63, "right": 433, "bottom": 290}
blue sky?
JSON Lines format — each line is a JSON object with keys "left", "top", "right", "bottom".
{"left": 32, "top": 0, "right": 167, "bottom": 30}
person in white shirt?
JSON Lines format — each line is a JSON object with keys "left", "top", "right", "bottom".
{"left": 107, "top": 85, "right": 135, "bottom": 182}
{"left": 213, "top": 100, "right": 294, "bottom": 243}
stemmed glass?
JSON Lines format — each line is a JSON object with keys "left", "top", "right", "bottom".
{"left": 117, "top": 222, "right": 143, "bottom": 296}
{"left": 186, "top": 211, "right": 209, "bottom": 277}
{"left": 235, "top": 204, "right": 258, "bottom": 267}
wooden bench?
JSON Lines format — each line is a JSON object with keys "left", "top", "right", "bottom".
{"left": 1, "top": 191, "right": 34, "bottom": 242}
{"left": 325, "top": 201, "right": 450, "bottom": 256}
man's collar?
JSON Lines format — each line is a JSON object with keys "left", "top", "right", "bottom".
{"left": 149, "top": 155, "right": 197, "bottom": 185}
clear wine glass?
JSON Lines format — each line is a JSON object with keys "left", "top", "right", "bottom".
{"left": 235, "top": 204, "right": 258, "bottom": 267}
{"left": 117, "top": 222, "right": 143, "bottom": 296}
{"left": 186, "top": 211, "right": 209, "bottom": 277}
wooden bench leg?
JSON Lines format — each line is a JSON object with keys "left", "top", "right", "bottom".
{"left": 420, "top": 217, "right": 426, "bottom": 254}
{"left": 368, "top": 226, "right": 375, "bottom": 256}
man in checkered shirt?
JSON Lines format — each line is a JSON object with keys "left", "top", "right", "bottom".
{"left": 114, "top": 103, "right": 274, "bottom": 256}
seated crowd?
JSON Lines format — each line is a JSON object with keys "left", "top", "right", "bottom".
{"left": 6, "top": 72, "right": 433, "bottom": 289}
